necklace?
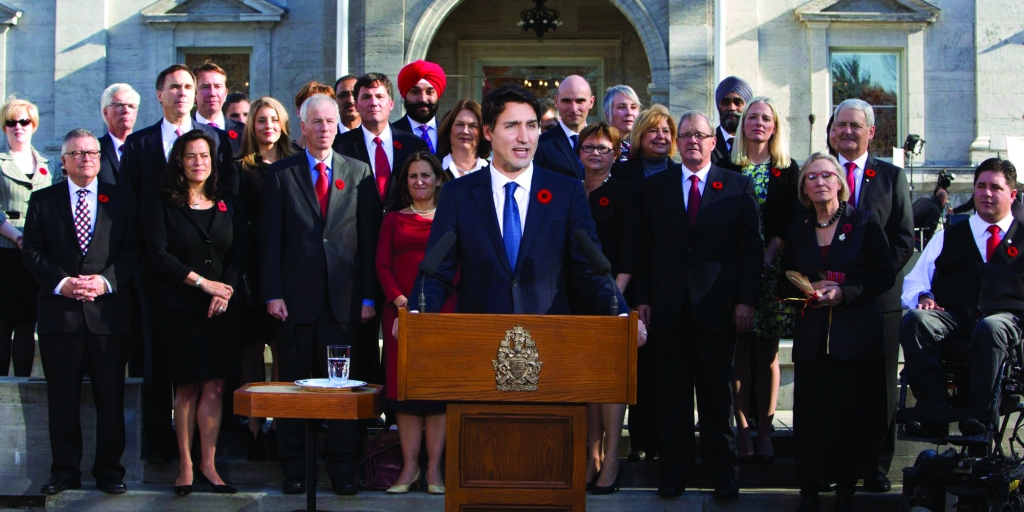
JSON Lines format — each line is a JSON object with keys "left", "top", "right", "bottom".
{"left": 815, "top": 201, "right": 845, "bottom": 229}
{"left": 190, "top": 195, "right": 209, "bottom": 209}
{"left": 411, "top": 206, "right": 436, "bottom": 215}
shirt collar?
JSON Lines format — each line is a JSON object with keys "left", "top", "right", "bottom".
{"left": 407, "top": 117, "right": 436, "bottom": 133}
{"left": 362, "top": 124, "right": 393, "bottom": 145}
{"left": 559, "top": 119, "right": 583, "bottom": 139}
{"left": 838, "top": 152, "right": 869, "bottom": 171}
{"left": 682, "top": 162, "right": 712, "bottom": 183}
{"left": 305, "top": 148, "right": 333, "bottom": 171}
{"left": 67, "top": 177, "right": 99, "bottom": 196}
{"left": 490, "top": 163, "right": 534, "bottom": 196}
{"left": 196, "top": 111, "right": 226, "bottom": 128}
{"left": 970, "top": 212, "right": 1015, "bottom": 236}
{"left": 108, "top": 132, "right": 125, "bottom": 148}
{"left": 161, "top": 117, "right": 193, "bottom": 137}
{"left": 718, "top": 125, "right": 734, "bottom": 142}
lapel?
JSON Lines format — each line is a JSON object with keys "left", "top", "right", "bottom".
{"left": 555, "top": 132, "right": 579, "bottom": 177}
{"left": 290, "top": 159, "right": 323, "bottom": 223}
{"left": 857, "top": 154, "right": 878, "bottom": 207}
{"left": 99, "top": 134, "right": 120, "bottom": 177}
{"left": 1001, "top": 220, "right": 1021, "bottom": 256}
{"left": 144, "top": 122, "right": 167, "bottom": 166}
{"left": 516, "top": 170, "right": 551, "bottom": 275}
{"left": 661, "top": 166, "right": 688, "bottom": 240}
{"left": 323, "top": 153, "right": 350, "bottom": 231}
{"left": 470, "top": 168, "right": 512, "bottom": 275}
{"left": 822, "top": 205, "right": 856, "bottom": 271}
{"left": 695, "top": 166, "right": 723, "bottom": 227}
{"left": 56, "top": 182, "right": 78, "bottom": 248}
{"left": 0, "top": 152, "right": 31, "bottom": 185}
{"left": 90, "top": 182, "right": 114, "bottom": 257}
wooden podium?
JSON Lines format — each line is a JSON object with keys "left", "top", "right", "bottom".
{"left": 397, "top": 309, "right": 637, "bottom": 511}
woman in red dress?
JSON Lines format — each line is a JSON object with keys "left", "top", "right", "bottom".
{"left": 376, "top": 151, "right": 454, "bottom": 494}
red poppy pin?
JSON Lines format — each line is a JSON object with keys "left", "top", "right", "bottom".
{"left": 227, "top": 130, "right": 238, "bottom": 140}
{"left": 38, "top": 168, "right": 47, "bottom": 176}
{"left": 841, "top": 224, "right": 853, "bottom": 234}
{"left": 711, "top": 181, "right": 723, "bottom": 190}
{"left": 771, "top": 168, "right": 781, "bottom": 177}
{"left": 335, "top": 179, "right": 345, "bottom": 190}
{"left": 97, "top": 194, "right": 109, "bottom": 203}
{"left": 537, "top": 189, "right": 552, "bottom": 204}
{"left": 217, "top": 200, "right": 228, "bottom": 212}
{"left": 394, "top": 141, "right": 403, "bottom": 150}
{"left": 865, "top": 169, "right": 876, "bottom": 178}
{"left": 598, "top": 197, "right": 610, "bottom": 207}
{"left": 1009, "top": 246, "right": 1019, "bottom": 258}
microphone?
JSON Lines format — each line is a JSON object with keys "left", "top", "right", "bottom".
{"left": 417, "top": 231, "right": 456, "bottom": 312}
{"left": 572, "top": 229, "right": 618, "bottom": 315}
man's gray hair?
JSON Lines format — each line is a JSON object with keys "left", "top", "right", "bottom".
{"left": 603, "top": 85, "right": 642, "bottom": 122}
{"left": 61, "top": 128, "right": 99, "bottom": 154}
{"left": 300, "top": 94, "right": 340, "bottom": 123}
{"left": 100, "top": 83, "right": 140, "bottom": 117}
{"left": 676, "top": 110, "right": 713, "bottom": 132}
{"left": 833, "top": 98, "right": 875, "bottom": 128}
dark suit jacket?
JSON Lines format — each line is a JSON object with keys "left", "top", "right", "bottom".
{"left": 634, "top": 164, "right": 763, "bottom": 334}
{"left": 392, "top": 115, "right": 413, "bottom": 135}
{"left": 717, "top": 157, "right": 802, "bottom": 244}
{"left": 610, "top": 157, "right": 682, "bottom": 194}
{"left": 411, "top": 165, "right": 628, "bottom": 315}
{"left": 779, "top": 206, "right": 896, "bottom": 362}
{"left": 534, "top": 128, "right": 582, "bottom": 179}
{"left": 852, "top": 154, "right": 914, "bottom": 312}
{"left": 260, "top": 151, "right": 376, "bottom": 324}
{"left": 22, "top": 181, "right": 140, "bottom": 335}
{"left": 145, "top": 194, "right": 248, "bottom": 315}
{"left": 98, "top": 133, "right": 122, "bottom": 186}
{"left": 710, "top": 126, "right": 733, "bottom": 167}
{"left": 194, "top": 115, "right": 244, "bottom": 157}
{"left": 332, "top": 125, "right": 428, "bottom": 215}
{"left": 121, "top": 120, "right": 235, "bottom": 214}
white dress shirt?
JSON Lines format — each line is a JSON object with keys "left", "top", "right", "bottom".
{"left": 338, "top": 123, "right": 350, "bottom": 135}
{"left": 196, "top": 111, "right": 227, "bottom": 130}
{"left": 361, "top": 124, "right": 394, "bottom": 174}
{"left": 837, "top": 152, "right": 869, "bottom": 207}
{"left": 442, "top": 154, "right": 488, "bottom": 177}
{"left": 408, "top": 117, "right": 438, "bottom": 151}
{"left": 718, "top": 125, "right": 735, "bottom": 153}
{"left": 490, "top": 164, "right": 533, "bottom": 236}
{"left": 108, "top": 132, "right": 125, "bottom": 162}
{"left": 54, "top": 178, "right": 111, "bottom": 294}
{"left": 559, "top": 119, "right": 583, "bottom": 141}
{"left": 161, "top": 117, "right": 193, "bottom": 159}
{"left": 681, "top": 163, "right": 712, "bottom": 210}
{"left": 901, "top": 213, "right": 1016, "bottom": 309}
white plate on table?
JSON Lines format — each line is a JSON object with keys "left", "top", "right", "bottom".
{"left": 294, "top": 378, "right": 366, "bottom": 390}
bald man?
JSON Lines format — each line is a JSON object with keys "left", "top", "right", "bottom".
{"left": 534, "top": 75, "right": 595, "bottom": 179}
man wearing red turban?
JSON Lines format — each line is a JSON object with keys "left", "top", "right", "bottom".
{"left": 394, "top": 60, "right": 447, "bottom": 154}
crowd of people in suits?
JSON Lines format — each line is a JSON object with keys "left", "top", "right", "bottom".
{"left": 3, "top": 55, "right": 1023, "bottom": 512}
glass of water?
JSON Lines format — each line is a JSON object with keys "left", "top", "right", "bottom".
{"left": 327, "top": 345, "right": 351, "bottom": 384}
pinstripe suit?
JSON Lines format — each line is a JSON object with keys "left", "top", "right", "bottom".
{"left": 0, "top": 146, "right": 55, "bottom": 249}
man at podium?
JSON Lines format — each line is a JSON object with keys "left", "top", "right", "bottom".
{"left": 411, "top": 83, "right": 642, "bottom": 338}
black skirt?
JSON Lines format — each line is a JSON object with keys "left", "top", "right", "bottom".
{"left": 0, "top": 247, "right": 38, "bottom": 323}
{"left": 157, "top": 305, "right": 241, "bottom": 384}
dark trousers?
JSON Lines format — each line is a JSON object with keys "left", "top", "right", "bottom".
{"left": 38, "top": 328, "right": 127, "bottom": 482}
{"left": 653, "top": 306, "right": 738, "bottom": 485}
{"left": 627, "top": 342, "right": 659, "bottom": 455}
{"left": 876, "top": 310, "right": 902, "bottom": 476}
{"left": 900, "top": 309, "right": 1021, "bottom": 411}
{"left": 276, "top": 301, "right": 357, "bottom": 483}
{"left": 138, "top": 270, "right": 175, "bottom": 459}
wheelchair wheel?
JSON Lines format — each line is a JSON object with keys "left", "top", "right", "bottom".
{"left": 903, "top": 484, "right": 944, "bottom": 512}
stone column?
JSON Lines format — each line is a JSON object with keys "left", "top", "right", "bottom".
{"left": 53, "top": 0, "right": 107, "bottom": 145}
{"left": 251, "top": 22, "right": 273, "bottom": 98}
{"left": 361, "top": 0, "right": 405, "bottom": 121}
{"left": 667, "top": 0, "right": 713, "bottom": 116}
{"left": 806, "top": 21, "right": 830, "bottom": 157}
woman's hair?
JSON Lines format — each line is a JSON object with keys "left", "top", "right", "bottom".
{"left": 394, "top": 151, "right": 451, "bottom": 211}
{"left": 731, "top": 96, "right": 790, "bottom": 169}
{"left": 293, "top": 81, "right": 335, "bottom": 112}
{"left": 1, "top": 97, "right": 39, "bottom": 132}
{"left": 797, "top": 152, "right": 849, "bottom": 208}
{"left": 238, "top": 96, "right": 296, "bottom": 169}
{"left": 630, "top": 104, "right": 676, "bottom": 159}
{"left": 437, "top": 99, "right": 491, "bottom": 159}
{"left": 161, "top": 130, "right": 219, "bottom": 207}
{"left": 577, "top": 122, "right": 622, "bottom": 160}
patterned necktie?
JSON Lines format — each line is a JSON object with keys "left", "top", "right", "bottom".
{"left": 373, "top": 136, "right": 391, "bottom": 199}
{"left": 314, "top": 162, "right": 329, "bottom": 218}
{"left": 987, "top": 224, "right": 1002, "bottom": 261}
{"left": 418, "top": 125, "right": 435, "bottom": 154}
{"left": 845, "top": 161, "right": 858, "bottom": 207}
{"left": 570, "top": 134, "right": 583, "bottom": 176}
{"left": 687, "top": 175, "right": 701, "bottom": 228}
{"left": 74, "top": 189, "right": 92, "bottom": 254}
{"left": 503, "top": 182, "right": 522, "bottom": 269}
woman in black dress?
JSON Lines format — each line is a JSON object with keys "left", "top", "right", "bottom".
{"left": 578, "top": 122, "right": 640, "bottom": 495}
{"left": 780, "top": 153, "right": 894, "bottom": 512}
{"left": 147, "top": 130, "right": 247, "bottom": 496}
{"left": 234, "top": 96, "right": 295, "bottom": 461}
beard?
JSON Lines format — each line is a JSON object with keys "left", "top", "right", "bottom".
{"left": 719, "top": 111, "right": 741, "bottom": 134}
{"left": 405, "top": 99, "right": 439, "bottom": 124}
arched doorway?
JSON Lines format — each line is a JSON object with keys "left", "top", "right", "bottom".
{"left": 409, "top": 0, "right": 664, "bottom": 119}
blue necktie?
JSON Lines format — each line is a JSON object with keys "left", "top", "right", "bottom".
{"left": 503, "top": 182, "right": 522, "bottom": 269}
{"left": 419, "top": 125, "right": 435, "bottom": 154}
{"left": 570, "top": 134, "right": 583, "bottom": 176}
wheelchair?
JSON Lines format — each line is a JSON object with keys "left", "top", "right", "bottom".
{"left": 895, "top": 339, "right": 1024, "bottom": 511}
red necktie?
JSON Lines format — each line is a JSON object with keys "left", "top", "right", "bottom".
{"left": 687, "top": 175, "right": 701, "bottom": 227}
{"left": 373, "top": 136, "right": 391, "bottom": 199}
{"left": 845, "top": 162, "right": 857, "bottom": 207}
{"left": 987, "top": 224, "right": 1002, "bottom": 261}
{"left": 314, "top": 162, "right": 329, "bottom": 218}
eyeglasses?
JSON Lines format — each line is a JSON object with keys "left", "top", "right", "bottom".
{"left": 678, "top": 132, "right": 713, "bottom": 141}
{"left": 580, "top": 144, "right": 613, "bottom": 155}
{"left": 65, "top": 150, "right": 100, "bottom": 160}
{"left": 107, "top": 102, "right": 138, "bottom": 111}
{"left": 4, "top": 119, "right": 31, "bottom": 128}
{"left": 805, "top": 171, "right": 839, "bottom": 182}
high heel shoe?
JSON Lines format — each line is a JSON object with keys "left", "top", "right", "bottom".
{"left": 173, "top": 481, "right": 193, "bottom": 497}
{"left": 427, "top": 483, "right": 445, "bottom": 495}
{"left": 196, "top": 469, "right": 237, "bottom": 494}
{"left": 386, "top": 469, "right": 421, "bottom": 494}
{"left": 590, "top": 469, "right": 620, "bottom": 495}
{"left": 586, "top": 472, "right": 599, "bottom": 491}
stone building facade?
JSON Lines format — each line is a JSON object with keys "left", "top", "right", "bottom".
{"left": 0, "top": 0, "right": 1020, "bottom": 174}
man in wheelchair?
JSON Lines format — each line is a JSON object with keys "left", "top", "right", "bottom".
{"left": 900, "top": 158, "right": 1024, "bottom": 441}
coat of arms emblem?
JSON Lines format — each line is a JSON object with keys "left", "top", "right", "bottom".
{"left": 492, "top": 325, "right": 543, "bottom": 391}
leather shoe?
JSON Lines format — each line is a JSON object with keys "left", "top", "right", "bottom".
{"left": 713, "top": 478, "right": 740, "bottom": 500}
{"left": 40, "top": 476, "right": 80, "bottom": 495}
{"left": 282, "top": 480, "right": 305, "bottom": 495}
{"left": 906, "top": 420, "right": 948, "bottom": 439}
{"left": 861, "top": 474, "right": 890, "bottom": 493}
{"left": 96, "top": 479, "right": 127, "bottom": 495}
{"left": 332, "top": 480, "right": 358, "bottom": 496}
{"left": 657, "top": 482, "right": 685, "bottom": 497}
{"left": 959, "top": 419, "right": 988, "bottom": 437}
